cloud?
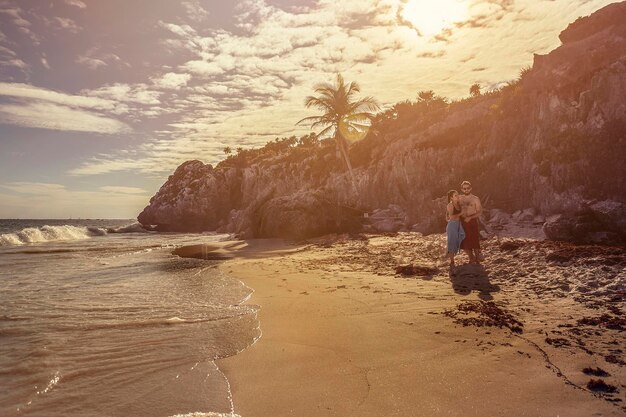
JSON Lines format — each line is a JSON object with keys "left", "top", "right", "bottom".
{"left": 76, "top": 55, "right": 107, "bottom": 69}
{"left": 182, "top": 1, "right": 209, "bottom": 22}
{"left": 0, "top": 6, "right": 40, "bottom": 45}
{"left": 76, "top": 48, "right": 122, "bottom": 70}
{"left": 417, "top": 50, "right": 446, "bottom": 58}
{"left": 159, "top": 21, "right": 198, "bottom": 39}
{"left": 152, "top": 72, "right": 191, "bottom": 89}
{"left": 6, "top": 58, "right": 27, "bottom": 68}
{"left": 0, "top": 182, "right": 66, "bottom": 195}
{"left": 0, "top": 81, "right": 137, "bottom": 133}
{"left": 0, "top": 182, "right": 148, "bottom": 219}
{"left": 181, "top": 60, "right": 227, "bottom": 76}
{"left": 85, "top": 83, "right": 161, "bottom": 105}
{"left": 0, "top": 81, "right": 167, "bottom": 126}
{"left": 40, "top": 55, "right": 50, "bottom": 69}
{"left": 0, "top": 82, "right": 118, "bottom": 111}
{"left": 0, "top": 42, "right": 28, "bottom": 70}
{"left": 64, "top": 0, "right": 87, "bottom": 9}
{"left": 68, "top": 154, "right": 187, "bottom": 176}
{"left": 99, "top": 186, "right": 148, "bottom": 194}
{"left": 0, "top": 101, "right": 131, "bottom": 133}
{"left": 50, "top": 16, "right": 82, "bottom": 33}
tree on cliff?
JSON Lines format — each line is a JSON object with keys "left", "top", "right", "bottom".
{"left": 296, "top": 74, "right": 379, "bottom": 192}
{"left": 470, "top": 83, "right": 481, "bottom": 97}
{"left": 417, "top": 90, "right": 435, "bottom": 103}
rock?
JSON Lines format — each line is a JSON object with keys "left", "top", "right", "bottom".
{"left": 559, "top": 2, "right": 626, "bottom": 44}
{"left": 519, "top": 208, "right": 537, "bottom": 222}
{"left": 543, "top": 213, "right": 590, "bottom": 244}
{"left": 589, "top": 200, "right": 626, "bottom": 234}
{"left": 489, "top": 209, "right": 511, "bottom": 225}
{"left": 372, "top": 218, "right": 403, "bottom": 233}
{"left": 219, "top": 209, "right": 253, "bottom": 238}
{"left": 510, "top": 208, "right": 536, "bottom": 223}
{"left": 368, "top": 204, "right": 408, "bottom": 233}
{"left": 543, "top": 201, "right": 626, "bottom": 245}
{"left": 252, "top": 190, "right": 363, "bottom": 239}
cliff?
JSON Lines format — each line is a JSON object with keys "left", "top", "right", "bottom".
{"left": 138, "top": 3, "right": 626, "bottom": 242}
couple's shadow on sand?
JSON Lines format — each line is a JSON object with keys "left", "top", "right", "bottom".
{"left": 449, "top": 264, "right": 500, "bottom": 301}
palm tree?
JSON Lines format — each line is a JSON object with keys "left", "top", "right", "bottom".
{"left": 297, "top": 74, "right": 379, "bottom": 191}
{"left": 223, "top": 146, "right": 232, "bottom": 155}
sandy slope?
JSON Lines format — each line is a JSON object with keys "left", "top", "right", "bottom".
{"left": 214, "top": 233, "right": 625, "bottom": 416}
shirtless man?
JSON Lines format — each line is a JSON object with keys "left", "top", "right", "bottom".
{"left": 459, "top": 180, "right": 483, "bottom": 264}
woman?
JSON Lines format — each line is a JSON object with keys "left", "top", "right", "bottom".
{"left": 446, "top": 190, "right": 465, "bottom": 273}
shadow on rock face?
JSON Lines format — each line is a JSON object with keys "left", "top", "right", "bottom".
{"left": 450, "top": 264, "right": 500, "bottom": 301}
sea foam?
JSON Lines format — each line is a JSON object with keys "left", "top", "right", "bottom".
{"left": 0, "top": 225, "right": 95, "bottom": 246}
{"left": 0, "top": 222, "right": 149, "bottom": 246}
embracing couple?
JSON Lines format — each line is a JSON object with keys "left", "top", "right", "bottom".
{"left": 446, "top": 180, "right": 483, "bottom": 272}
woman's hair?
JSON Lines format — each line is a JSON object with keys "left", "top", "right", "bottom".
{"left": 447, "top": 189, "right": 458, "bottom": 203}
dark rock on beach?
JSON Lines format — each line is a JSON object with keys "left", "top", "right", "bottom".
{"left": 543, "top": 200, "right": 626, "bottom": 246}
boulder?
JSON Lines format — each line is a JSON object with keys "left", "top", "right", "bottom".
{"left": 543, "top": 201, "right": 626, "bottom": 245}
{"left": 589, "top": 200, "right": 626, "bottom": 233}
{"left": 489, "top": 209, "right": 512, "bottom": 225}
{"left": 252, "top": 190, "right": 363, "bottom": 239}
{"left": 368, "top": 204, "right": 409, "bottom": 233}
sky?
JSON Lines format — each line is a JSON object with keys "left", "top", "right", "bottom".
{"left": 0, "top": 0, "right": 616, "bottom": 218}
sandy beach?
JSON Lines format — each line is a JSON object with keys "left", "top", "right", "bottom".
{"left": 216, "top": 233, "right": 625, "bottom": 417}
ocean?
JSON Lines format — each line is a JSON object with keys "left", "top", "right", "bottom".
{"left": 0, "top": 220, "right": 258, "bottom": 417}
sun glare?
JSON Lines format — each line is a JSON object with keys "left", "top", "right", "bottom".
{"left": 402, "top": 0, "right": 469, "bottom": 37}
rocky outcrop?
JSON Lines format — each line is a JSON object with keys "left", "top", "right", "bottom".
{"left": 234, "top": 190, "right": 363, "bottom": 240}
{"left": 543, "top": 200, "right": 626, "bottom": 245}
{"left": 139, "top": 3, "right": 626, "bottom": 242}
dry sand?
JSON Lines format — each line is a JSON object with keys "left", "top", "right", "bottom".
{"left": 211, "top": 233, "right": 625, "bottom": 416}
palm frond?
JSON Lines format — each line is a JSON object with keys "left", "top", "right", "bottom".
{"left": 304, "top": 96, "right": 335, "bottom": 112}
{"left": 348, "top": 96, "right": 380, "bottom": 113}
{"left": 310, "top": 118, "right": 334, "bottom": 130}
{"left": 315, "top": 125, "right": 334, "bottom": 139}
{"left": 344, "top": 111, "right": 376, "bottom": 121}
{"left": 296, "top": 115, "right": 326, "bottom": 126}
{"left": 345, "top": 81, "right": 361, "bottom": 100}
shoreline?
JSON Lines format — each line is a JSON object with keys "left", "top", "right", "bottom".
{"left": 215, "top": 234, "right": 625, "bottom": 416}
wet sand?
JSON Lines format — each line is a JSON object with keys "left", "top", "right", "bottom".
{"left": 215, "top": 233, "right": 625, "bottom": 416}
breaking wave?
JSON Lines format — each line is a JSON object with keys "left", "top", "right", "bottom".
{"left": 0, "top": 223, "right": 148, "bottom": 246}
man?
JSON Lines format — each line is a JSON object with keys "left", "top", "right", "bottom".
{"left": 459, "top": 180, "right": 482, "bottom": 264}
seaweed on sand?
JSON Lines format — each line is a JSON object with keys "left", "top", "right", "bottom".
{"left": 444, "top": 301, "right": 524, "bottom": 333}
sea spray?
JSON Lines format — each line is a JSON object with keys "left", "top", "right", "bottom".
{"left": 0, "top": 221, "right": 149, "bottom": 246}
